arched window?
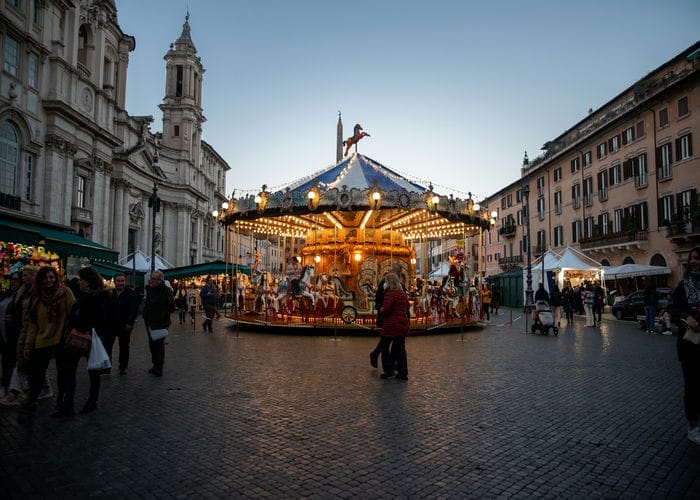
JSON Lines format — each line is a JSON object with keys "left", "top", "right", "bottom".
{"left": 600, "top": 259, "right": 611, "bottom": 267}
{"left": 0, "top": 121, "right": 19, "bottom": 196}
{"left": 622, "top": 256, "right": 635, "bottom": 265}
{"left": 650, "top": 253, "right": 667, "bottom": 267}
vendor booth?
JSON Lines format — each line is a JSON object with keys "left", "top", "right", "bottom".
{"left": 524, "top": 246, "right": 603, "bottom": 298}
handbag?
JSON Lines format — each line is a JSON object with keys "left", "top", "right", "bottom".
{"left": 149, "top": 328, "right": 169, "bottom": 341}
{"left": 87, "top": 329, "right": 112, "bottom": 371}
{"left": 65, "top": 328, "right": 92, "bottom": 356}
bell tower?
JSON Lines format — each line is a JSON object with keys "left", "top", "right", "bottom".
{"left": 159, "top": 13, "right": 205, "bottom": 160}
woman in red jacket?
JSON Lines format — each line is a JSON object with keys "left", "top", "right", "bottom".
{"left": 379, "top": 272, "right": 410, "bottom": 380}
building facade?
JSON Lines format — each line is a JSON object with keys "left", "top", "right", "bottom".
{"left": 0, "top": 0, "right": 228, "bottom": 271}
{"left": 481, "top": 42, "right": 699, "bottom": 288}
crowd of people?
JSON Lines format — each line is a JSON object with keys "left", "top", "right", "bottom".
{"left": 0, "top": 268, "right": 171, "bottom": 420}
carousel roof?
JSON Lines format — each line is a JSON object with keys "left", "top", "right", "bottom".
{"left": 221, "top": 153, "right": 491, "bottom": 240}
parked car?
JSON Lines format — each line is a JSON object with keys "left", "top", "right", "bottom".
{"left": 611, "top": 287, "right": 672, "bottom": 320}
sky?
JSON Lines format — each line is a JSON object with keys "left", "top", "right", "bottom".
{"left": 116, "top": 0, "right": 699, "bottom": 203}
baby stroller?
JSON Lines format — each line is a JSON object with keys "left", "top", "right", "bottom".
{"left": 532, "top": 300, "right": 558, "bottom": 336}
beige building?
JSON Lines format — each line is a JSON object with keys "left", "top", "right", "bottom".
{"left": 0, "top": 0, "right": 229, "bottom": 272}
{"left": 481, "top": 41, "right": 699, "bottom": 289}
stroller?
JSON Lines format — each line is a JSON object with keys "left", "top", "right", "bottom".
{"left": 532, "top": 300, "right": 558, "bottom": 336}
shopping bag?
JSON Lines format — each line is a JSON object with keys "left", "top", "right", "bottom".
{"left": 87, "top": 329, "right": 111, "bottom": 371}
{"left": 149, "top": 328, "right": 169, "bottom": 341}
{"left": 9, "top": 367, "right": 29, "bottom": 392}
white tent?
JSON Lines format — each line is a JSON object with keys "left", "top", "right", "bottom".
{"left": 120, "top": 249, "right": 171, "bottom": 272}
{"left": 524, "top": 247, "right": 603, "bottom": 301}
{"left": 429, "top": 261, "right": 451, "bottom": 281}
{"left": 602, "top": 263, "right": 671, "bottom": 279}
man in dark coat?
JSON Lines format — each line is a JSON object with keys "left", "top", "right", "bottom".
{"left": 106, "top": 273, "right": 139, "bottom": 375}
{"left": 142, "top": 270, "right": 174, "bottom": 377}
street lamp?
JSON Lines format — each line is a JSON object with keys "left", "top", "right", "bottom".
{"left": 148, "top": 181, "right": 160, "bottom": 274}
{"left": 522, "top": 185, "right": 534, "bottom": 331}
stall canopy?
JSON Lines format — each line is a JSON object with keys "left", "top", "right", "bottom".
{"left": 0, "top": 218, "right": 117, "bottom": 262}
{"left": 90, "top": 260, "right": 146, "bottom": 280}
{"left": 165, "top": 260, "right": 252, "bottom": 280}
{"left": 602, "top": 263, "right": 671, "bottom": 279}
{"left": 120, "top": 249, "right": 171, "bottom": 272}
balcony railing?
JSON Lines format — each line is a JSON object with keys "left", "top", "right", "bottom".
{"left": 580, "top": 229, "right": 648, "bottom": 250}
{"left": 498, "top": 255, "right": 523, "bottom": 269}
{"left": 0, "top": 192, "right": 21, "bottom": 210}
{"left": 71, "top": 206, "right": 93, "bottom": 223}
{"left": 499, "top": 225, "right": 516, "bottom": 237}
{"left": 533, "top": 245, "right": 546, "bottom": 257}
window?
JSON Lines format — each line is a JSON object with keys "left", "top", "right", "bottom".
{"left": 501, "top": 197, "right": 506, "bottom": 209}
{"left": 3, "top": 34, "right": 20, "bottom": 77}
{"left": 570, "top": 157, "right": 580, "bottom": 173}
{"left": 622, "top": 126, "right": 635, "bottom": 145}
{"left": 635, "top": 120, "right": 645, "bottom": 138}
{"left": 27, "top": 53, "right": 38, "bottom": 88}
{"left": 24, "top": 153, "right": 32, "bottom": 200}
{"left": 572, "top": 220, "right": 582, "bottom": 243}
{"left": 537, "top": 197, "right": 545, "bottom": 220}
{"left": 516, "top": 190, "right": 522, "bottom": 204}
{"left": 600, "top": 212, "right": 610, "bottom": 235}
{"left": 597, "top": 170, "right": 609, "bottom": 200}
{"left": 657, "top": 143, "right": 672, "bottom": 179}
{"left": 506, "top": 194, "right": 512, "bottom": 207}
{"left": 610, "top": 164, "right": 621, "bottom": 186}
{"left": 678, "top": 96, "right": 689, "bottom": 117}
{"left": 174, "top": 125, "right": 180, "bottom": 137}
{"left": 583, "top": 151, "right": 592, "bottom": 167}
{"left": 676, "top": 133, "right": 693, "bottom": 161}
{"left": 572, "top": 183, "right": 581, "bottom": 209}
{"left": 537, "top": 176, "right": 544, "bottom": 196}
{"left": 536, "top": 230, "right": 546, "bottom": 252}
{"left": 8, "top": 0, "right": 20, "bottom": 7}
{"left": 76, "top": 175, "right": 87, "bottom": 208}
{"left": 33, "top": 0, "right": 42, "bottom": 24}
{"left": 554, "top": 190, "right": 562, "bottom": 214}
{"left": 660, "top": 195, "right": 673, "bottom": 223}
{"left": 583, "top": 177, "right": 593, "bottom": 206}
{"left": 633, "top": 153, "right": 647, "bottom": 188}
{"left": 0, "top": 122, "right": 19, "bottom": 195}
{"left": 659, "top": 107, "right": 669, "bottom": 127}
{"left": 553, "top": 167, "right": 561, "bottom": 182}
{"left": 597, "top": 142, "right": 607, "bottom": 159}
{"left": 584, "top": 216, "right": 594, "bottom": 239}
{"left": 608, "top": 135, "right": 620, "bottom": 153}
{"left": 176, "top": 65, "right": 183, "bottom": 97}
{"left": 613, "top": 209, "right": 623, "bottom": 233}
{"left": 553, "top": 225, "right": 564, "bottom": 247}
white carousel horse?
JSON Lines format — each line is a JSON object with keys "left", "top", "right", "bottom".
{"left": 441, "top": 276, "right": 461, "bottom": 319}
{"left": 274, "top": 276, "right": 290, "bottom": 312}
{"left": 291, "top": 264, "right": 316, "bottom": 307}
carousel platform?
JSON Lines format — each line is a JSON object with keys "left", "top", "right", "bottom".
{"left": 224, "top": 310, "right": 485, "bottom": 336}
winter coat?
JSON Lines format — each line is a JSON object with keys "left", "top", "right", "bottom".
{"left": 143, "top": 283, "right": 175, "bottom": 330}
{"left": 25, "top": 286, "right": 75, "bottom": 350}
{"left": 380, "top": 289, "right": 410, "bottom": 338}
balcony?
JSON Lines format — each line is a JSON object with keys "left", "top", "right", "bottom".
{"left": 499, "top": 224, "right": 516, "bottom": 238}
{"left": 71, "top": 206, "right": 93, "bottom": 223}
{"left": 0, "top": 192, "right": 21, "bottom": 210}
{"left": 580, "top": 229, "right": 648, "bottom": 252}
{"left": 532, "top": 245, "right": 546, "bottom": 257}
{"left": 666, "top": 219, "right": 700, "bottom": 243}
{"left": 498, "top": 255, "right": 523, "bottom": 269}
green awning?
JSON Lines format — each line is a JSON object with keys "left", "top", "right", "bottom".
{"left": 165, "top": 260, "right": 251, "bottom": 280}
{"left": 90, "top": 261, "right": 146, "bottom": 279}
{"left": 0, "top": 219, "right": 118, "bottom": 262}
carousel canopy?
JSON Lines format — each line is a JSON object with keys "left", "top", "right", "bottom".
{"left": 221, "top": 153, "right": 490, "bottom": 240}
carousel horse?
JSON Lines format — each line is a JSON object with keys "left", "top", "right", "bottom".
{"left": 343, "top": 123, "right": 370, "bottom": 156}
{"left": 441, "top": 276, "right": 461, "bottom": 319}
{"left": 274, "top": 276, "right": 290, "bottom": 313}
{"left": 291, "top": 264, "right": 316, "bottom": 307}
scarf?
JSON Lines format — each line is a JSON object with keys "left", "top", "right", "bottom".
{"left": 685, "top": 273, "right": 700, "bottom": 307}
{"left": 32, "top": 285, "right": 67, "bottom": 323}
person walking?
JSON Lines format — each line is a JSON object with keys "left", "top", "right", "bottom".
{"left": 490, "top": 286, "right": 501, "bottom": 316}
{"left": 106, "top": 273, "right": 139, "bottom": 375}
{"left": 186, "top": 281, "right": 199, "bottom": 325}
{"left": 549, "top": 284, "right": 563, "bottom": 327}
{"left": 643, "top": 282, "right": 658, "bottom": 334}
{"left": 370, "top": 263, "right": 403, "bottom": 369}
{"left": 584, "top": 282, "right": 596, "bottom": 327}
{"left": 55, "top": 267, "right": 110, "bottom": 417}
{"left": 18, "top": 267, "right": 74, "bottom": 421}
{"left": 174, "top": 282, "right": 188, "bottom": 325}
{"left": 0, "top": 271, "right": 24, "bottom": 402}
{"left": 378, "top": 272, "right": 410, "bottom": 380}
{"left": 562, "top": 285, "right": 574, "bottom": 324}
{"left": 480, "top": 284, "right": 491, "bottom": 321}
{"left": 142, "top": 270, "right": 174, "bottom": 376}
{"left": 200, "top": 276, "right": 218, "bottom": 333}
{"left": 669, "top": 246, "right": 700, "bottom": 445}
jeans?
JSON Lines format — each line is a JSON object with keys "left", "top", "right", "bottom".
{"left": 645, "top": 305, "right": 657, "bottom": 332}
{"left": 148, "top": 331, "right": 165, "bottom": 371}
{"left": 380, "top": 336, "right": 407, "bottom": 377}
{"left": 103, "top": 327, "right": 132, "bottom": 371}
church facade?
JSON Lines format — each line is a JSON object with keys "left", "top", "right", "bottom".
{"left": 0, "top": 0, "right": 228, "bottom": 270}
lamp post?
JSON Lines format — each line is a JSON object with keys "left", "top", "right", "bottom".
{"left": 148, "top": 181, "right": 160, "bottom": 274}
{"left": 522, "top": 185, "right": 533, "bottom": 332}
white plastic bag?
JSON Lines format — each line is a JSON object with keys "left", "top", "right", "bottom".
{"left": 87, "top": 328, "right": 111, "bottom": 371}
{"left": 149, "top": 328, "right": 169, "bottom": 341}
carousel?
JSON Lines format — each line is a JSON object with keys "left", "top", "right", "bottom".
{"left": 219, "top": 152, "right": 492, "bottom": 335}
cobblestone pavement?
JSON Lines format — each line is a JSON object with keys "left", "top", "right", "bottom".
{"left": 1, "top": 309, "right": 699, "bottom": 499}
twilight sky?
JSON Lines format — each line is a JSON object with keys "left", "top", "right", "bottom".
{"left": 116, "top": 0, "right": 699, "bottom": 203}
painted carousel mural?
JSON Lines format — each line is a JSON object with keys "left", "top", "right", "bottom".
{"left": 219, "top": 151, "right": 491, "bottom": 333}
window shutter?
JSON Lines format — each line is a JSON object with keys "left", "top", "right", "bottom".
{"left": 632, "top": 157, "right": 639, "bottom": 178}
{"left": 675, "top": 138, "right": 681, "bottom": 162}
{"left": 688, "top": 133, "right": 693, "bottom": 157}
